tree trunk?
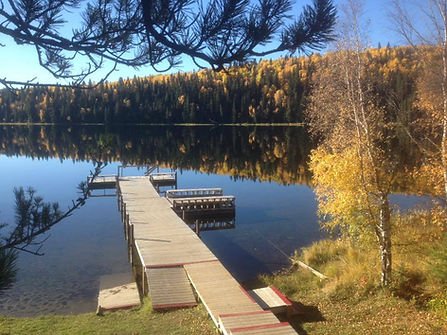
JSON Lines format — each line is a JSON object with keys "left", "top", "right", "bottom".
{"left": 378, "top": 194, "right": 392, "bottom": 286}
{"left": 442, "top": 23, "right": 447, "bottom": 208}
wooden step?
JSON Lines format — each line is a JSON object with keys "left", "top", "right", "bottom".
{"left": 229, "top": 322, "right": 297, "bottom": 334}
{"left": 146, "top": 267, "right": 197, "bottom": 310}
{"left": 247, "top": 286, "right": 292, "bottom": 315}
{"left": 218, "top": 310, "right": 280, "bottom": 335}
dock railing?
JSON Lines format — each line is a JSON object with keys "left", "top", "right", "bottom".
{"left": 166, "top": 188, "right": 223, "bottom": 200}
{"left": 171, "top": 196, "right": 236, "bottom": 220}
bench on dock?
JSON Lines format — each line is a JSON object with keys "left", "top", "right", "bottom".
{"left": 171, "top": 196, "right": 235, "bottom": 217}
{"left": 166, "top": 188, "right": 223, "bottom": 199}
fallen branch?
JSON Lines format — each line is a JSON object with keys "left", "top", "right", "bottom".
{"left": 293, "top": 260, "right": 329, "bottom": 280}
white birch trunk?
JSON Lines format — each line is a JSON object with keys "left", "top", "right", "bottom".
{"left": 378, "top": 194, "right": 392, "bottom": 286}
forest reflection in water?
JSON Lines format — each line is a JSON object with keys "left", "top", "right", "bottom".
{"left": 0, "top": 125, "right": 319, "bottom": 316}
{"left": 0, "top": 125, "right": 312, "bottom": 185}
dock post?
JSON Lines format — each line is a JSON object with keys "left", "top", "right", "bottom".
{"left": 142, "top": 265, "right": 147, "bottom": 296}
{"left": 125, "top": 213, "right": 129, "bottom": 239}
{"left": 128, "top": 224, "right": 134, "bottom": 263}
{"left": 116, "top": 177, "right": 121, "bottom": 210}
{"left": 195, "top": 220, "right": 200, "bottom": 237}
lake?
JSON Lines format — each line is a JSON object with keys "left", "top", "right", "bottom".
{"left": 0, "top": 125, "right": 321, "bottom": 316}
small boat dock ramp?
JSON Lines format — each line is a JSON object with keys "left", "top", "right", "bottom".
{"left": 93, "top": 168, "right": 298, "bottom": 334}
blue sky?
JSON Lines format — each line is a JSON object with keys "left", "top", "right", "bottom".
{"left": 0, "top": 0, "right": 403, "bottom": 86}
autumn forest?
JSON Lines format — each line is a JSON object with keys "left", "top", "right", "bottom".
{"left": 0, "top": 46, "right": 416, "bottom": 126}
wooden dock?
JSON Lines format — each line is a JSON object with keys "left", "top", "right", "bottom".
{"left": 88, "top": 175, "right": 117, "bottom": 189}
{"left": 248, "top": 286, "right": 293, "bottom": 316}
{"left": 166, "top": 188, "right": 224, "bottom": 199}
{"left": 117, "top": 176, "right": 297, "bottom": 334}
{"left": 149, "top": 172, "right": 177, "bottom": 186}
{"left": 170, "top": 196, "right": 236, "bottom": 220}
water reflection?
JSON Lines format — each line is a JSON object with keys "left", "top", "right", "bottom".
{"left": 0, "top": 125, "right": 312, "bottom": 185}
{"left": 0, "top": 250, "right": 17, "bottom": 291}
{"left": 0, "top": 163, "right": 105, "bottom": 292}
{"left": 184, "top": 214, "right": 236, "bottom": 237}
{"left": 0, "top": 125, "right": 316, "bottom": 316}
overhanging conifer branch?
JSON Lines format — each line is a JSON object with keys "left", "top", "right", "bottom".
{"left": 0, "top": 0, "right": 336, "bottom": 86}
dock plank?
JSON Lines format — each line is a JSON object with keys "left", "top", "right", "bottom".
{"left": 146, "top": 267, "right": 197, "bottom": 310}
{"left": 219, "top": 311, "right": 280, "bottom": 335}
{"left": 247, "top": 286, "right": 292, "bottom": 315}
{"left": 229, "top": 322, "right": 297, "bottom": 334}
{"left": 184, "top": 261, "right": 262, "bottom": 326}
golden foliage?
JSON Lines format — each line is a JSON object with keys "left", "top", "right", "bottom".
{"left": 411, "top": 159, "right": 446, "bottom": 197}
{"left": 310, "top": 147, "right": 377, "bottom": 238}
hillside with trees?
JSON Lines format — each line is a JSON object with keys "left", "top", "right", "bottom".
{"left": 0, "top": 46, "right": 419, "bottom": 125}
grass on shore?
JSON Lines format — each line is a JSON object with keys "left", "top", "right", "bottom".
{"left": 0, "top": 299, "right": 215, "bottom": 335}
{"left": 262, "top": 267, "right": 446, "bottom": 335}
{"left": 2, "top": 209, "right": 447, "bottom": 335}
{"left": 258, "top": 209, "right": 447, "bottom": 335}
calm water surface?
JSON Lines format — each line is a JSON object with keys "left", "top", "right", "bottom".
{"left": 0, "top": 125, "right": 424, "bottom": 316}
{"left": 0, "top": 125, "right": 318, "bottom": 316}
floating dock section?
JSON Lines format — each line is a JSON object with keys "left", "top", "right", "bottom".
{"left": 87, "top": 175, "right": 117, "bottom": 189}
{"left": 166, "top": 188, "right": 235, "bottom": 219}
{"left": 149, "top": 172, "right": 177, "bottom": 186}
{"left": 115, "top": 175, "right": 297, "bottom": 334}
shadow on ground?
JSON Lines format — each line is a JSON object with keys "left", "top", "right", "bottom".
{"left": 279, "top": 301, "right": 325, "bottom": 335}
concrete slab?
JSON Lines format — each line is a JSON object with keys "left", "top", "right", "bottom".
{"left": 97, "top": 272, "right": 141, "bottom": 315}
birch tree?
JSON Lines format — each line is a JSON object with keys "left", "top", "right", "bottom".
{"left": 307, "top": 0, "right": 396, "bottom": 286}
{"left": 391, "top": 0, "right": 447, "bottom": 206}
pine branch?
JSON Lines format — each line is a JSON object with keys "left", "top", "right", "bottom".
{"left": 0, "top": 161, "right": 106, "bottom": 253}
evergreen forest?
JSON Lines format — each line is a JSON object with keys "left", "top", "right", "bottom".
{"left": 0, "top": 46, "right": 418, "bottom": 125}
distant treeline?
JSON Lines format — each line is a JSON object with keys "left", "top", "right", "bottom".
{"left": 0, "top": 46, "right": 418, "bottom": 124}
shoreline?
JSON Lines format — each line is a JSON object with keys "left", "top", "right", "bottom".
{"left": 0, "top": 122, "right": 305, "bottom": 127}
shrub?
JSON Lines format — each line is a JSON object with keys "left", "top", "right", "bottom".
{"left": 298, "top": 239, "right": 349, "bottom": 268}
{"left": 390, "top": 265, "right": 428, "bottom": 304}
{"left": 430, "top": 235, "right": 447, "bottom": 285}
{"left": 428, "top": 296, "right": 447, "bottom": 319}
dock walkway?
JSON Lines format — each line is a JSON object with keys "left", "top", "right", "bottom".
{"left": 117, "top": 176, "right": 297, "bottom": 334}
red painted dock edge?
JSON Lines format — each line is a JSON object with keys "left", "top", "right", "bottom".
{"left": 230, "top": 322, "right": 291, "bottom": 333}
{"left": 219, "top": 310, "right": 273, "bottom": 318}
{"left": 269, "top": 285, "right": 293, "bottom": 306}
{"left": 152, "top": 302, "right": 198, "bottom": 310}
{"left": 145, "top": 259, "right": 219, "bottom": 269}
{"left": 239, "top": 285, "right": 257, "bottom": 304}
